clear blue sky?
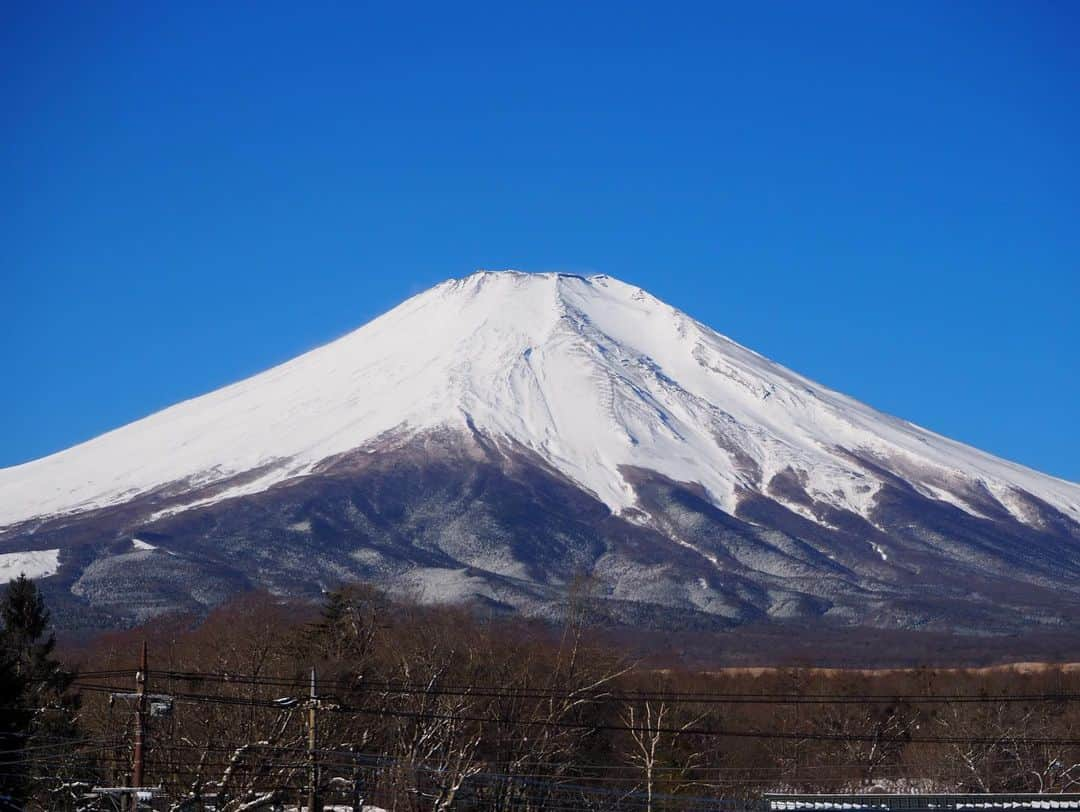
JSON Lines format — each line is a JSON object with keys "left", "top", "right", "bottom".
{"left": 3, "top": 2, "right": 1078, "bottom": 481}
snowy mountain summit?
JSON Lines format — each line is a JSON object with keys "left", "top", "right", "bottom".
{"left": 3, "top": 271, "right": 1080, "bottom": 640}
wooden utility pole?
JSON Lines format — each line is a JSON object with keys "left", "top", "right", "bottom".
{"left": 307, "top": 667, "right": 321, "bottom": 812}
{"left": 133, "top": 641, "right": 148, "bottom": 792}
{"left": 106, "top": 643, "right": 168, "bottom": 812}
{"left": 117, "top": 642, "right": 150, "bottom": 812}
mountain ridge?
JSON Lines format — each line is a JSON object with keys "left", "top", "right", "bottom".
{"left": 2, "top": 270, "right": 1079, "bottom": 639}
{"left": 3, "top": 270, "right": 1077, "bottom": 530}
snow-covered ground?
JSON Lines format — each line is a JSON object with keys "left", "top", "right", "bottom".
{"left": 1, "top": 271, "right": 1078, "bottom": 533}
{"left": 771, "top": 801, "right": 1080, "bottom": 811}
{"left": 285, "top": 806, "right": 387, "bottom": 811}
{"left": 0, "top": 549, "right": 60, "bottom": 581}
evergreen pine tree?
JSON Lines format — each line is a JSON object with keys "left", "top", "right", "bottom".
{"left": 0, "top": 575, "right": 78, "bottom": 809}
{"left": 1, "top": 574, "right": 65, "bottom": 692}
{"left": 0, "top": 638, "right": 29, "bottom": 811}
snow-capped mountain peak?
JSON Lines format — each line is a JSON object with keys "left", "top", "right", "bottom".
{"left": 6, "top": 270, "right": 1080, "bottom": 638}
{"left": 2, "top": 270, "right": 1078, "bottom": 533}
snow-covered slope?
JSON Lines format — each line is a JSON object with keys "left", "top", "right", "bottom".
{"left": 2, "top": 270, "right": 1079, "bottom": 532}
{"left": 0, "top": 549, "right": 60, "bottom": 581}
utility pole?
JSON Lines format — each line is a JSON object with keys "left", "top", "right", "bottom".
{"left": 104, "top": 643, "right": 170, "bottom": 812}
{"left": 133, "top": 641, "right": 148, "bottom": 797}
{"left": 307, "top": 667, "right": 321, "bottom": 812}
{"left": 351, "top": 757, "right": 364, "bottom": 812}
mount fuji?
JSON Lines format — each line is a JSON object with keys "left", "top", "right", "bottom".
{"left": 3, "top": 271, "right": 1079, "bottom": 644}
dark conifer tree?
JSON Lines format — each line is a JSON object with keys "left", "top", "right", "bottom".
{"left": 0, "top": 638, "right": 28, "bottom": 811}
{"left": 2, "top": 574, "right": 66, "bottom": 692}
{"left": 0, "top": 575, "right": 79, "bottom": 809}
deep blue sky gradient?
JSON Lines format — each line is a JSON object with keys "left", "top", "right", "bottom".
{"left": 3, "top": 2, "right": 1079, "bottom": 481}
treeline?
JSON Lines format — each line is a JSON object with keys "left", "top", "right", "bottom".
{"left": 5, "top": 579, "right": 1080, "bottom": 811}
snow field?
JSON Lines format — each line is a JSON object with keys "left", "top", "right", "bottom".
{"left": 1, "top": 270, "right": 1077, "bottom": 538}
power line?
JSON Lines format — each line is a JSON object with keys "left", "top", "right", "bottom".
{"left": 64, "top": 680, "right": 1080, "bottom": 747}
{"left": 73, "top": 669, "right": 1080, "bottom": 705}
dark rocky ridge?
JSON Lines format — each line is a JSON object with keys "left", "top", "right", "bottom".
{"left": 3, "top": 427, "right": 1079, "bottom": 658}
